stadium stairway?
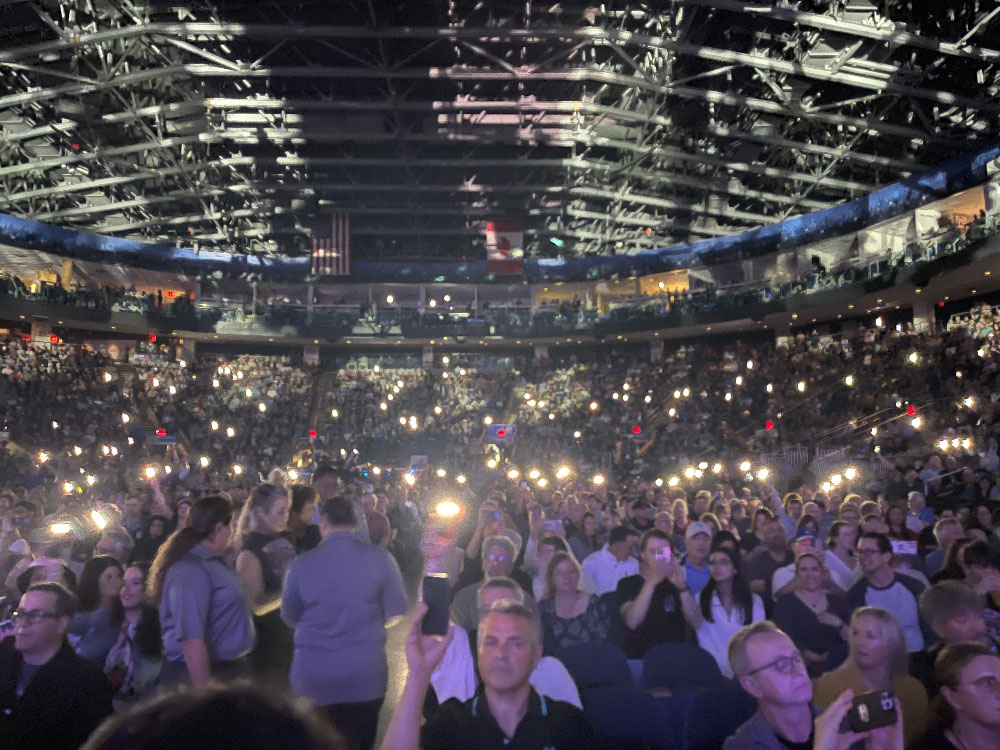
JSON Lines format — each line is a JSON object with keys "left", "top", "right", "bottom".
{"left": 307, "top": 370, "right": 338, "bottom": 435}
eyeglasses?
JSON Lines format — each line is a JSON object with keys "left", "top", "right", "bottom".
{"left": 485, "top": 554, "right": 510, "bottom": 562}
{"left": 11, "top": 609, "right": 61, "bottom": 625}
{"left": 744, "top": 652, "right": 804, "bottom": 677}
{"left": 961, "top": 675, "right": 1000, "bottom": 694}
{"left": 856, "top": 548, "right": 883, "bottom": 557}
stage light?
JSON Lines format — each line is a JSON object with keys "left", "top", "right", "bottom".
{"left": 739, "top": 460, "right": 752, "bottom": 472}
{"left": 592, "top": 474, "right": 605, "bottom": 485}
{"left": 796, "top": 381, "right": 806, "bottom": 392}
{"left": 436, "top": 468, "right": 447, "bottom": 478}
{"left": 844, "top": 375, "right": 854, "bottom": 387}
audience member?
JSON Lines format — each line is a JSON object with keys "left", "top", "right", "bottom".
{"left": 149, "top": 495, "right": 255, "bottom": 687}
{"left": 812, "top": 606, "right": 929, "bottom": 745}
{"left": 281, "top": 496, "right": 407, "bottom": 750}
{"left": 0, "top": 582, "right": 113, "bottom": 750}
{"left": 383, "top": 600, "right": 598, "bottom": 750}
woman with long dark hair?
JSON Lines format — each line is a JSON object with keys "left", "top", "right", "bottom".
{"left": 669, "top": 546, "right": 764, "bottom": 678}
{"left": 102, "top": 562, "right": 163, "bottom": 710}
{"left": 909, "top": 642, "right": 1000, "bottom": 750}
{"left": 131, "top": 515, "right": 169, "bottom": 563}
{"left": 886, "top": 505, "right": 919, "bottom": 543}
{"left": 71, "top": 555, "right": 124, "bottom": 655}
{"left": 149, "top": 494, "right": 255, "bottom": 688}
{"left": 77, "top": 555, "right": 124, "bottom": 614}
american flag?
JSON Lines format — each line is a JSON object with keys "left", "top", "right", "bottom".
{"left": 310, "top": 213, "right": 351, "bottom": 276}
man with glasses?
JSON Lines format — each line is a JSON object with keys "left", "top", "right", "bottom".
{"left": 725, "top": 621, "right": 902, "bottom": 749}
{"left": 847, "top": 531, "right": 930, "bottom": 653}
{"left": 451, "top": 536, "right": 534, "bottom": 632}
{"left": 0, "top": 582, "right": 112, "bottom": 750}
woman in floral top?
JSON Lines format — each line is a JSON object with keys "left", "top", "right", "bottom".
{"left": 538, "top": 552, "right": 610, "bottom": 655}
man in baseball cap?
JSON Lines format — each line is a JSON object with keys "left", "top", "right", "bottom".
{"left": 683, "top": 521, "right": 713, "bottom": 596}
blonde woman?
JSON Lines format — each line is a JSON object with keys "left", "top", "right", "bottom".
{"left": 813, "top": 606, "right": 929, "bottom": 745}
{"left": 538, "top": 552, "right": 609, "bottom": 655}
{"left": 234, "top": 483, "right": 296, "bottom": 685}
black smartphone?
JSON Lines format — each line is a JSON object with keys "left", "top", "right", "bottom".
{"left": 839, "top": 691, "right": 897, "bottom": 734}
{"left": 421, "top": 575, "right": 451, "bottom": 636}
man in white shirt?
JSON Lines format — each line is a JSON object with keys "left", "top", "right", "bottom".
{"left": 581, "top": 526, "right": 639, "bottom": 595}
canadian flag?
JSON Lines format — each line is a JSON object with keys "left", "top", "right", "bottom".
{"left": 485, "top": 219, "right": 524, "bottom": 274}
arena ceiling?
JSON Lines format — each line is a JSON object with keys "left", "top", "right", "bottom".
{"left": 0, "top": 0, "right": 998, "bottom": 263}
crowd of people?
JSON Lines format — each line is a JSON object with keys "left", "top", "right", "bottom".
{"left": 0, "top": 311, "right": 997, "bottom": 748}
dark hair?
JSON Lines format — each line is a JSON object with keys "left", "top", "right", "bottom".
{"left": 77, "top": 556, "right": 124, "bottom": 612}
{"left": 961, "top": 539, "right": 998, "bottom": 570}
{"left": 931, "top": 642, "right": 999, "bottom": 729}
{"left": 796, "top": 515, "right": 818, "bottom": 533}
{"left": 290, "top": 484, "right": 319, "bottom": 514}
{"left": 81, "top": 682, "right": 346, "bottom": 750}
{"left": 146, "top": 515, "right": 169, "bottom": 538}
{"left": 319, "top": 496, "right": 356, "bottom": 527}
{"left": 938, "top": 539, "right": 972, "bottom": 582}
{"left": 16, "top": 563, "right": 77, "bottom": 596}
{"left": 700, "top": 547, "right": 754, "bottom": 625}
{"left": 540, "top": 536, "right": 568, "bottom": 553}
{"left": 638, "top": 528, "right": 670, "bottom": 554}
{"left": 885, "top": 505, "right": 907, "bottom": 532}
{"left": 107, "top": 563, "right": 163, "bottom": 660}
{"left": 859, "top": 531, "right": 891, "bottom": 554}
{"left": 311, "top": 465, "right": 339, "bottom": 485}
{"left": 148, "top": 495, "right": 233, "bottom": 605}
{"left": 827, "top": 521, "right": 853, "bottom": 548}
{"left": 711, "top": 530, "right": 739, "bottom": 552}
{"left": 26, "top": 581, "right": 78, "bottom": 618}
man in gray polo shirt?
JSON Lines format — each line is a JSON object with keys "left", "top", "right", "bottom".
{"left": 281, "top": 496, "right": 407, "bottom": 750}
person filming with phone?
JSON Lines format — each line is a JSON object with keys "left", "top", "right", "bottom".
{"left": 616, "top": 529, "right": 686, "bottom": 682}
{"left": 725, "top": 620, "right": 904, "bottom": 750}
{"left": 381, "top": 599, "right": 598, "bottom": 750}
{"left": 813, "top": 607, "right": 928, "bottom": 746}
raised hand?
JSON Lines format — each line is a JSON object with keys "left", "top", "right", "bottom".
{"left": 405, "top": 602, "right": 455, "bottom": 681}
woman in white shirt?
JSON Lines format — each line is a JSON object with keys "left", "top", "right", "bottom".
{"left": 669, "top": 546, "right": 764, "bottom": 678}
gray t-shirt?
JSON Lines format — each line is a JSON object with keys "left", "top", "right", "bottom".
{"left": 281, "top": 530, "right": 408, "bottom": 704}
{"left": 159, "top": 545, "right": 256, "bottom": 662}
{"left": 862, "top": 579, "right": 924, "bottom": 652}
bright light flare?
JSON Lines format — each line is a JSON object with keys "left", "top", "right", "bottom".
{"left": 91, "top": 509, "right": 108, "bottom": 530}
{"left": 436, "top": 501, "right": 461, "bottom": 518}
{"left": 592, "top": 474, "right": 605, "bottom": 486}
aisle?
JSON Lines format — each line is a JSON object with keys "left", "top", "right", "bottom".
{"left": 375, "top": 569, "right": 422, "bottom": 747}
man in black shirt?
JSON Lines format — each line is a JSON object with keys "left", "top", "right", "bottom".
{"left": 616, "top": 529, "right": 686, "bottom": 673}
{"left": 382, "top": 601, "right": 597, "bottom": 750}
{"left": 0, "top": 582, "right": 113, "bottom": 750}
